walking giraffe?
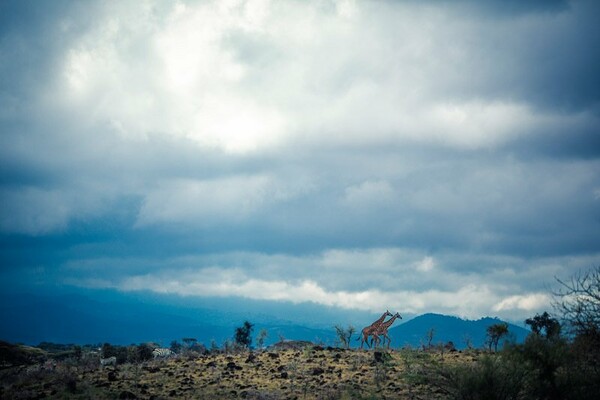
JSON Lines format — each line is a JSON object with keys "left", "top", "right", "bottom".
{"left": 356, "top": 310, "right": 393, "bottom": 349}
{"left": 371, "top": 312, "right": 402, "bottom": 349}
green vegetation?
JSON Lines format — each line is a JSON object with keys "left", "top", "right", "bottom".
{"left": 485, "top": 322, "right": 509, "bottom": 352}
{"left": 234, "top": 320, "right": 254, "bottom": 349}
{"left": 428, "top": 265, "right": 600, "bottom": 400}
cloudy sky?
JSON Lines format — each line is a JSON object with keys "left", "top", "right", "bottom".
{"left": 1, "top": 0, "right": 599, "bottom": 324}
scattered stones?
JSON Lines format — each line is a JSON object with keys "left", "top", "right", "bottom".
{"left": 1, "top": 346, "right": 471, "bottom": 399}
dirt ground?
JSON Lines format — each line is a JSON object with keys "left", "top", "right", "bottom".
{"left": 0, "top": 346, "right": 477, "bottom": 399}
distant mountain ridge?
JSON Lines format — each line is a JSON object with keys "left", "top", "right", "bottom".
{"left": 388, "top": 313, "right": 530, "bottom": 349}
{"left": 1, "top": 290, "right": 529, "bottom": 349}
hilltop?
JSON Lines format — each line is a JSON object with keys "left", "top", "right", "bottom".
{"left": 389, "top": 313, "right": 529, "bottom": 349}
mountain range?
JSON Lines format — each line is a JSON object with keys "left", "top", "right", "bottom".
{"left": 388, "top": 313, "right": 529, "bottom": 349}
{"left": 0, "top": 289, "right": 530, "bottom": 349}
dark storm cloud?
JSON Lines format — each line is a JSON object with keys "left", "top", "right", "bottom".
{"left": 0, "top": 0, "right": 599, "bottom": 320}
{"left": 409, "top": 0, "right": 600, "bottom": 112}
{"left": 400, "top": 0, "right": 570, "bottom": 16}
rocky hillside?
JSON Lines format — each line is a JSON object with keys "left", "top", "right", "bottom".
{"left": 0, "top": 344, "right": 475, "bottom": 399}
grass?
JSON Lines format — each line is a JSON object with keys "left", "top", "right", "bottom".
{"left": 0, "top": 346, "right": 477, "bottom": 399}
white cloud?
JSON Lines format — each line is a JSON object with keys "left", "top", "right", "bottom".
{"left": 109, "top": 271, "right": 510, "bottom": 319}
{"left": 136, "top": 176, "right": 273, "bottom": 226}
{"left": 50, "top": 0, "right": 600, "bottom": 157}
{"left": 64, "top": 247, "right": 594, "bottom": 321}
{"left": 415, "top": 256, "right": 436, "bottom": 272}
{"left": 494, "top": 293, "right": 551, "bottom": 313}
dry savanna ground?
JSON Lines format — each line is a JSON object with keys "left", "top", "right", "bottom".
{"left": 0, "top": 344, "right": 478, "bottom": 399}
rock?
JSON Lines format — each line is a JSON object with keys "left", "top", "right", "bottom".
{"left": 374, "top": 351, "right": 390, "bottom": 363}
{"left": 280, "top": 372, "right": 288, "bottom": 379}
{"left": 118, "top": 390, "right": 137, "bottom": 399}
{"left": 311, "top": 367, "right": 325, "bottom": 376}
{"left": 226, "top": 361, "right": 242, "bottom": 370}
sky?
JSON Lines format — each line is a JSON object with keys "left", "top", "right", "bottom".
{"left": 1, "top": 0, "right": 599, "bottom": 328}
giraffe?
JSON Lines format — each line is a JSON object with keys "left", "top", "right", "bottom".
{"left": 370, "top": 312, "right": 402, "bottom": 349}
{"left": 356, "top": 310, "right": 393, "bottom": 349}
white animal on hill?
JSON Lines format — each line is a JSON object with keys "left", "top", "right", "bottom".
{"left": 152, "top": 348, "right": 174, "bottom": 359}
{"left": 100, "top": 356, "right": 116, "bottom": 367}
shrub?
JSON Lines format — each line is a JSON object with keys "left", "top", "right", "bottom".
{"left": 432, "top": 354, "right": 528, "bottom": 400}
{"left": 234, "top": 321, "right": 254, "bottom": 349}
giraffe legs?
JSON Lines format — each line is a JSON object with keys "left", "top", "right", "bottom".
{"left": 360, "top": 331, "right": 372, "bottom": 349}
{"left": 382, "top": 333, "right": 392, "bottom": 349}
{"left": 369, "top": 334, "right": 382, "bottom": 348}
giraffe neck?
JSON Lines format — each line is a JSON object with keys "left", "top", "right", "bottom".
{"left": 371, "top": 312, "right": 389, "bottom": 328}
{"left": 381, "top": 315, "right": 399, "bottom": 330}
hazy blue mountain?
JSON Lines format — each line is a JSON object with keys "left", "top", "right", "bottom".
{"left": 0, "top": 288, "right": 366, "bottom": 346}
{"left": 388, "top": 313, "right": 530, "bottom": 349}
{"left": 1, "top": 289, "right": 528, "bottom": 349}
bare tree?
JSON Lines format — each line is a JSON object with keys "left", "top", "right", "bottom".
{"left": 426, "top": 328, "right": 435, "bottom": 349}
{"left": 256, "top": 329, "right": 268, "bottom": 349}
{"left": 553, "top": 265, "right": 600, "bottom": 340}
{"left": 334, "top": 325, "right": 356, "bottom": 349}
